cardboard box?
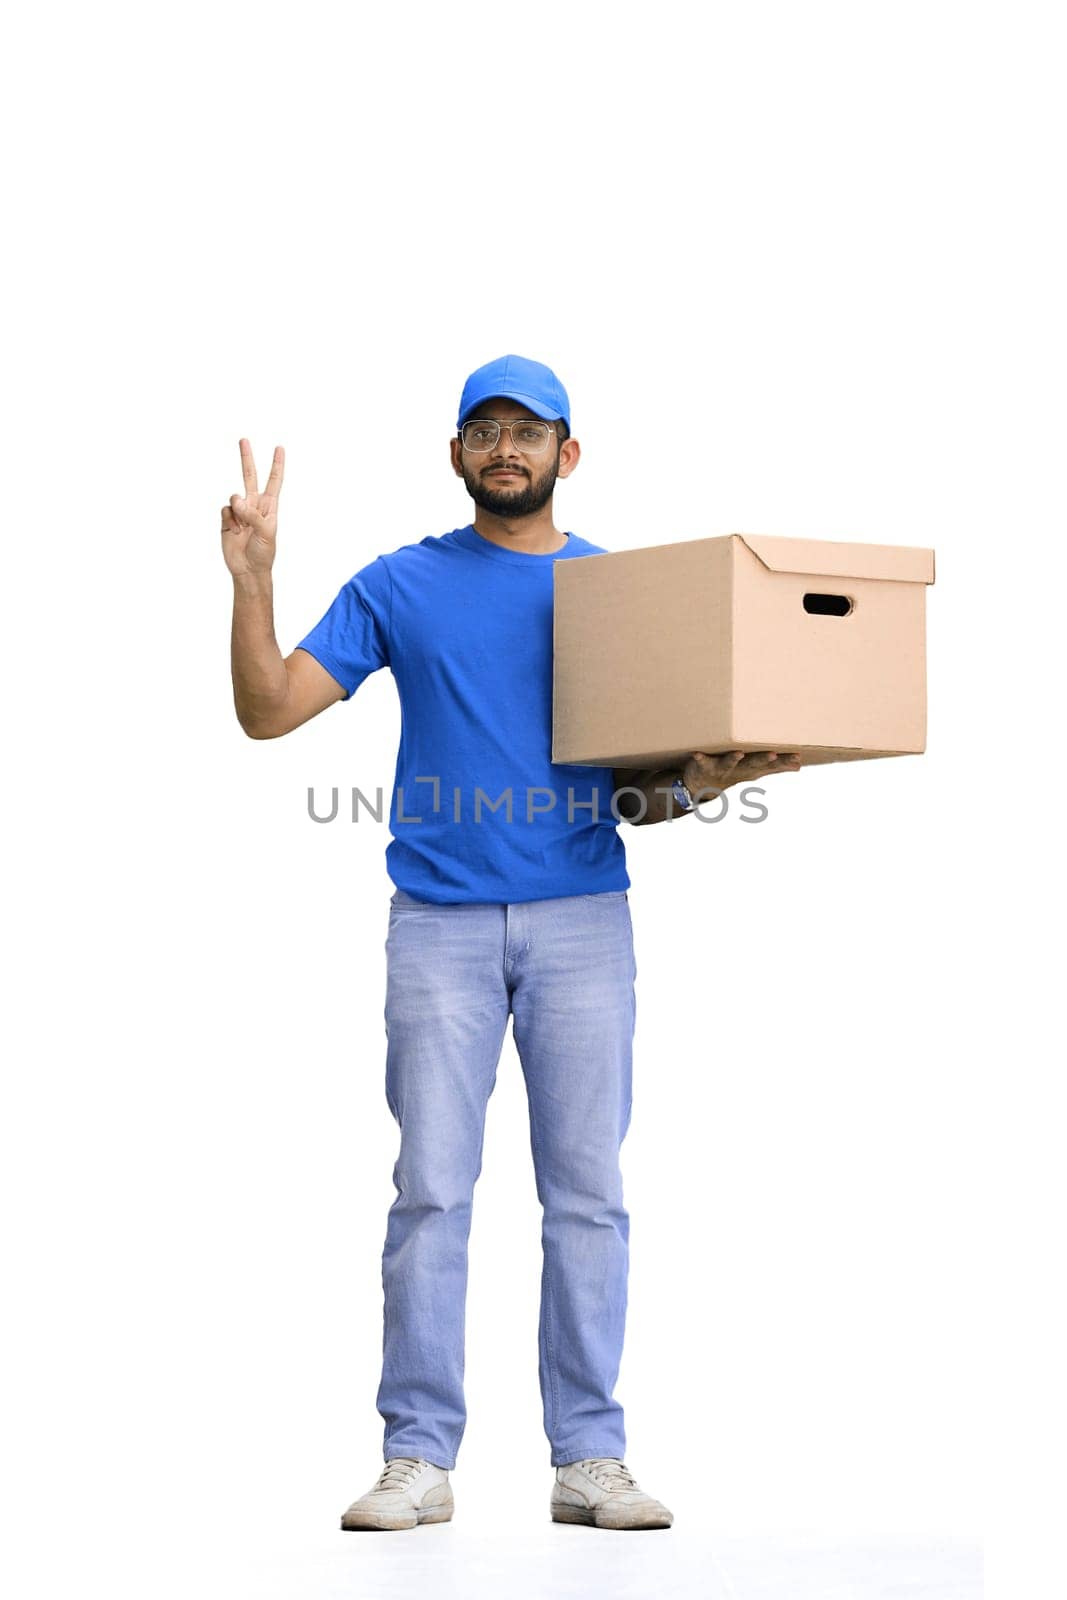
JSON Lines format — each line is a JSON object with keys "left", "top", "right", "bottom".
{"left": 552, "top": 533, "right": 936, "bottom": 769}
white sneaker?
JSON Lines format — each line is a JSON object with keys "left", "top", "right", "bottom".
{"left": 551, "top": 1457, "right": 673, "bottom": 1529}
{"left": 340, "top": 1456, "right": 454, "bottom": 1531}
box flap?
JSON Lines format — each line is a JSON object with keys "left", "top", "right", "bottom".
{"left": 737, "top": 532, "right": 935, "bottom": 585}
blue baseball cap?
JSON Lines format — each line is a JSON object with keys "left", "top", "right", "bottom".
{"left": 456, "top": 353, "right": 571, "bottom": 431}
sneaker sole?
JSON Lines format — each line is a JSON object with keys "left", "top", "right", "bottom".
{"left": 551, "top": 1502, "right": 673, "bottom": 1530}
{"left": 341, "top": 1499, "right": 454, "bottom": 1531}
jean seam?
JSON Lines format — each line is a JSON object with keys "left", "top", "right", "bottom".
{"left": 529, "top": 1101, "right": 562, "bottom": 1441}
{"left": 545, "top": 1263, "right": 561, "bottom": 1442}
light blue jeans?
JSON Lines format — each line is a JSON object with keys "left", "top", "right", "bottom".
{"left": 377, "top": 887, "right": 638, "bottom": 1470}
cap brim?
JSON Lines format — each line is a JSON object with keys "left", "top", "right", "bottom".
{"left": 458, "top": 389, "right": 565, "bottom": 427}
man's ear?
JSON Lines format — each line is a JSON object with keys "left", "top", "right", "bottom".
{"left": 449, "top": 436, "right": 464, "bottom": 477}
{"left": 556, "top": 437, "right": 581, "bottom": 480}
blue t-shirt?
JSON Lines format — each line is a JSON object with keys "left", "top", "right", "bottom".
{"left": 295, "top": 522, "right": 630, "bottom": 905}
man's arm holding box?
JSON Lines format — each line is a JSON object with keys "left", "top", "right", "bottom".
{"left": 613, "top": 750, "right": 802, "bottom": 826}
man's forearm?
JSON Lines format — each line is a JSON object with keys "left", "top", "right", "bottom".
{"left": 614, "top": 767, "right": 694, "bottom": 826}
{"left": 231, "top": 572, "right": 288, "bottom": 733}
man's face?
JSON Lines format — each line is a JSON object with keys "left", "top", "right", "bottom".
{"left": 452, "top": 395, "right": 567, "bottom": 518}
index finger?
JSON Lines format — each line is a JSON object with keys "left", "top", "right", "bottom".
{"left": 238, "top": 438, "right": 259, "bottom": 497}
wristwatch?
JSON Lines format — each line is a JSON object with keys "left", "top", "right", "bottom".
{"left": 670, "top": 776, "right": 694, "bottom": 812}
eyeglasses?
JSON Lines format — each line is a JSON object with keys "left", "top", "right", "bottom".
{"left": 460, "top": 418, "right": 558, "bottom": 454}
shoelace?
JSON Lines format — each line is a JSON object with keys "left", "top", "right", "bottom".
{"left": 373, "top": 1456, "right": 429, "bottom": 1492}
{"left": 578, "top": 1457, "right": 639, "bottom": 1491}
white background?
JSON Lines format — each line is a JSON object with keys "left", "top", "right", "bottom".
{"left": 3, "top": 2, "right": 1063, "bottom": 1597}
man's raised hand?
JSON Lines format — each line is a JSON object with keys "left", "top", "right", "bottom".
{"left": 221, "top": 439, "right": 285, "bottom": 579}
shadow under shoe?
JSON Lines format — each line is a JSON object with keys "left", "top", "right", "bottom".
{"left": 340, "top": 1457, "right": 454, "bottom": 1531}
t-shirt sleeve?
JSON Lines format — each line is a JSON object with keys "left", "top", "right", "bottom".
{"left": 294, "top": 555, "right": 392, "bottom": 700}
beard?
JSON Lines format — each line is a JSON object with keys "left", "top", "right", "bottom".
{"left": 461, "top": 449, "right": 560, "bottom": 518}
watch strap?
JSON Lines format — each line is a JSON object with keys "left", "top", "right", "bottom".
{"left": 671, "top": 776, "right": 694, "bottom": 812}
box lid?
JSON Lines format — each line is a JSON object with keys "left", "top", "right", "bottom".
{"left": 737, "top": 532, "right": 935, "bottom": 585}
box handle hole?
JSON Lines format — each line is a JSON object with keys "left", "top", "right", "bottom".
{"left": 803, "top": 592, "right": 853, "bottom": 616}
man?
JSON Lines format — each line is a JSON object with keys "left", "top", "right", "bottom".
{"left": 223, "top": 354, "right": 799, "bottom": 1532}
